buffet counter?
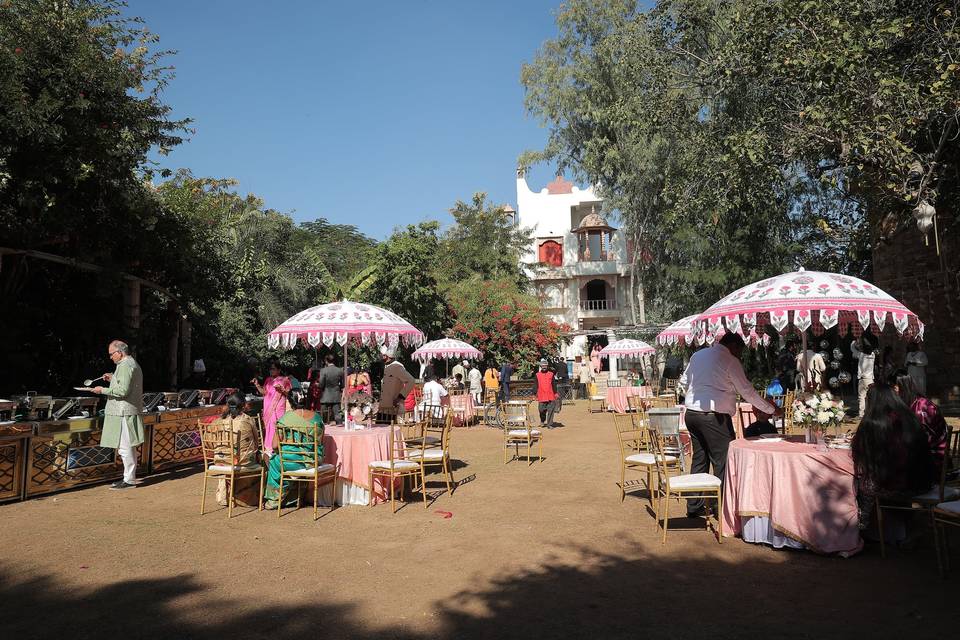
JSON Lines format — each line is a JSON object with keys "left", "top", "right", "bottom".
{"left": 2, "top": 404, "right": 228, "bottom": 502}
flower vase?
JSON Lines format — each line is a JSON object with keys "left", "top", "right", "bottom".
{"left": 804, "top": 425, "right": 814, "bottom": 444}
{"left": 815, "top": 430, "right": 828, "bottom": 452}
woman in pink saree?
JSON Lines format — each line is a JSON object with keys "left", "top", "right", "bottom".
{"left": 252, "top": 360, "right": 291, "bottom": 454}
{"left": 590, "top": 343, "right": 603, "bottom": 375}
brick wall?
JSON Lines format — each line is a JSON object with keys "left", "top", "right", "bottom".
{"left": 873, "top": 221, "right": 960, "bottom": 412}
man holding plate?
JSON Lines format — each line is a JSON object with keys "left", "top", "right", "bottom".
{"left": 92, "top": 340, "right": 144, "bottom": 490}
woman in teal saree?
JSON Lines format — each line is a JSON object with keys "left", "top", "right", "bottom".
{"left": 263, "top": 409, "right": 325, "bottom": 509}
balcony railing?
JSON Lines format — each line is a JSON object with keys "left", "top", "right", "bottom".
{"left": 578, "top": 250, "right": 612, "bottom": 262}
{"left": 579, "top": 299, "right": 617, "bottom": 311}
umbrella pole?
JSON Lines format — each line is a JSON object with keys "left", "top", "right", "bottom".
{"left": 342, "top": 343, "right": 348, "bottom": 419}
{"left": 801, "top": 330, "right": 809, "bottom": 392}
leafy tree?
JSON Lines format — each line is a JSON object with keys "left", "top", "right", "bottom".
{"left": 437, "top": 192, "right": 532, "bottom": 289}
{"left": 363, "top": 222, "right": 448, "bottom": 342}
{"left": 0, "top": 0, "right": 190, "bottom": 256}
{"left": 447, "top": 279, "right": 570, "bottom": 376}
{"left": 521, "top": 0, "right": 960, "bottom": 319}
{"left": 300, "top": 218, "right": 377, "bottom": 284}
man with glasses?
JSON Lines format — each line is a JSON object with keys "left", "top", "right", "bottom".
{"left": 92, "top": 340, "right": 144, "bottom": 490}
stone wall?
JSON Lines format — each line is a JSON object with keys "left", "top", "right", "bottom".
{"left": 872, "top": 220, "right": 960, "bottom": 412}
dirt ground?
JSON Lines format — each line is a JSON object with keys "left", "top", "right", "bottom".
{"left": 2, "top": 402, "right": 957, "bottom": 639}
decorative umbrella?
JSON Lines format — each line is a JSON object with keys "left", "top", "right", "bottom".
{"left": 655, "top": 315, "right": 701, "bottom": 347}
{"left": 411, "top": 338, "right": 482, "bottom": 363}
{"left": 693, "top": 268, "right": 924, "bottom": 388}
{"left": 267, "top": 300, "right": 425, "bottom": 412}
{"left": 268, "top": 300, "right": 424, "bottom": 351}
{"left": 693, "top": 268, "right": 924, "bottom": 341}
{"left": 599, "top": 338, "right": 656, "bottom": 357}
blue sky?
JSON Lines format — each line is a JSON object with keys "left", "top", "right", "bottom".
{"left": 126, "top": 1, "right": 570, "bottom": 239}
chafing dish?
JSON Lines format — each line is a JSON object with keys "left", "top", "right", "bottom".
{"left": 51, "top": 396, "right": 101, "bottom": 420}
{"left": 177, "top": 389, "right": 200, "bottom": 408}
{"left": 209, "top": 388, "right": 229, "bottom": 405}
{"left": 12, "top": 393, "right": 53, "bottom": 420}
{"left": 142, "top": 392, "right": 164, "bottom": 412}
{"left": 0, "top": 399, "right": 17, "bottom": 421}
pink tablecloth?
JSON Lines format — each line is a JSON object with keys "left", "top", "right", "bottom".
{"left": 722, "top": 438, "right": 862, "bottom": 555}
{"left": 605, "top": 385, "right": 652, "bottom": 413}
{"left": 323, "top": 425, "right": 402, "bottom": 505}
{"left": 449, "top": 394, "right": 476, "bottom": 425}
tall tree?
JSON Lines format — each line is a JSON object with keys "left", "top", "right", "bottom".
{"left": 437, "top": 192, "right": 532, "bottom": 289}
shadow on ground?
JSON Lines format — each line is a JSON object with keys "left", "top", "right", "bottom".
{"left": 2, "top": 542, "right": 956, "bottom": 640}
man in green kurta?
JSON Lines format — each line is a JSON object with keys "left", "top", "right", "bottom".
{"left": 93, "top": 340, "right": 144, "bottom": 490}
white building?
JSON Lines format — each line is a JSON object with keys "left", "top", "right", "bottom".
{"left": 515, "top": 171, "right": 645, "bottom": 371}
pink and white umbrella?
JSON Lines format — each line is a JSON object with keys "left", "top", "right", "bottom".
{"left": 267, "top": 300, "right": 425, "bottom": 351}
{"left": 412, "top": 338, "right": 482, "bottom": 363}
{"left": 693, "top": 268, "right": 924, "bottom": 342}
{"left": 599, "top": 338, "right": 656, "bottom": 358}
{"left": 656, "top": 315, "right": 701, "bottom": 347}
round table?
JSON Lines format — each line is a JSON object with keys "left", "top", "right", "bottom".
{"left": 722, "top": 437, "right": 862, "bottom": 555}
{"left": 604, "top": 385, "right": 652, "bottom": 413}
{"left": 319, "top": 424, "right": 403, "bottom": 506}
{"left": 449, "top": 394, "right": 476, "bottom": 425}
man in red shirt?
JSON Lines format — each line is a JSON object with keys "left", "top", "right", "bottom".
{"left": 532, "top": 358, "right": 558, "bottom": 427}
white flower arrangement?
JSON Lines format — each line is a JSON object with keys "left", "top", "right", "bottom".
{"left": 792, "top": 392, "right": 845, "bottom": 431}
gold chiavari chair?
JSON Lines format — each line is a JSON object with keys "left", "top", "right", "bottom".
{"left": 648, "top": 420, "right": 722, "bottom": 544}
{"left": 782, "top": 391, "right": 799, "bottom": 435}
{"left": 406, "top": 410, "right": 456, "bottom": 496}
{"left": 368, "top": 425, "right": 426, "bottom": 513}
{"left": 877, "top": 424, "right": 959, "bottom": 557}
{"left": 648, "top": 396, "right": 675, "bottom": 410}
{"left": 199, "top": 421, "right": 264, "bottom": 518}
{"left": 274, "top": 420, "right": 337, "bottom": 520}
{"left": 613, "top": 412, "right": 666, "bottom": 504}
{"left": 626, "top": 393, "right": 647, "bottom": 415}
{"left": 502, "top": 400, "right": 542, "bottom": 464}
{"left": 480, "top": 388, "right": 499, "bottom": 425}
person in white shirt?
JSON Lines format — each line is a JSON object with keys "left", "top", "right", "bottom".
{"left": 904, "top": 342, "right": 928, "bottom": 395}
{"left": 467, "top": 362, "right": 483, "bottom": 403}
{"left": 795, "top": 348, "right": 827, "bottom": 391}
{"left": 851, "top": 338, "right": 876, "bottom": 418}
{"left": 451, "top": 360, "right": 467, "bottom": 387}
{"left": 678, "top": 332, "right": 779, "bottom": 517}
{"left": 419, "top": 371, "right": 449, "bottom": 419}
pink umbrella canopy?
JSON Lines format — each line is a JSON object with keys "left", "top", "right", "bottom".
{"left": 599, "top": 338, "right": 656, "bottom": 357}
{"left": 656, "top": 314, "right": 701, "bottom": 347}
{"left": 693, "top": 268, "right": 924, "bottom": 342}
{"left": 267, "top": 300, "right": 425, "bottom": 351}
{"left": 412, "top": 338, "right": 483, "bottom": 363}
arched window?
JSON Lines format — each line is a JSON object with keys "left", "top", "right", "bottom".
{"left": 538, "top": 240, "right": 563, "bottom": 266}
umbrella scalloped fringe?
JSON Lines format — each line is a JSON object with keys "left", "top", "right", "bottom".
{"left": 411, "top": 338, "right": 483, "bottom": 363}
{"left": 266, "top": 300, "right": 425, "bottom": 351}
{"left": 691, "top": 269, "right": 925, "bottom": 344}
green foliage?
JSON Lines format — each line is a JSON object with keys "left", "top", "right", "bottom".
{"left": 521, "top": 0, "right": 960, "bottom": 319}
{"left": 300, "top": 218, "right": 377, "bottom": 283}
{"left": 447, "top": 279, "right": 570, "bottom": 376}
{"left": 0, "top": 0, "right": 190, "bottom": 255}
{"left": 436, "top": 192, "right": 532, "bottom": 289}
{"left": 363, "top": 222, "right": 448, "bottom": 344}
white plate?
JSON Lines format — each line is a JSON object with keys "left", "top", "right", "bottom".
{"left": 73, "top": 387, "right": 94, "bottom": 392}
{"left": 752, "top": 437, "right": 783, "bottom": 443}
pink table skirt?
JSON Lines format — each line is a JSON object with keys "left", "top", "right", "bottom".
{"left": 323, "top": 425, "right": 403, "bottom": 505}
{"left": 449, "top": 394, "right": 476, "bottom": 425}
{"left": 605, "top": 385, "right": 652, "bottom": 413}
{"left": 722, "top": 438, "right": 862, "bottom": 555}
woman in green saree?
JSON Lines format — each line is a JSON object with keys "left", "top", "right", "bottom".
{"left": 263, "top": 408, "right": 325, "bottom": 509}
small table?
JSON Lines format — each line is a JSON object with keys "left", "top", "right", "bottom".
{"left": 320, "top": 424, "right": 403, "bottom": 506}
{"left": 722, "top": 437, "right": 861, "bottom": 555}
{"left": 449, "top": 394, "right": 476, "bottom": 425}
{"left": 605, "top": 386, "right": 652, "bottom": 413}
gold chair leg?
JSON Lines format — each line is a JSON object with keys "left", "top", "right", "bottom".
{"left": 368, "top": 469, "right": 375, "bottom": 507}
{"left": 313, "top": 476, "right": 319, "bottom": 521}
{"left": 662, "top": 490, "right": 670, "bottom": 544}
{"left": 228, "top": 476, "right": 234, "bottom": 519}
{"left": 620, "top": 465, "right": 625, "bottom": 502}
{"left": 421, "top": 467, "right": 429, "bottom": 508}
{"left": 258, "top": 469, "right": 264, "bottom": 512}
{"left": 390, "top": 473, "right": 396, "bottom": 513}
{"left": 200, "top": 474, "right": 208, "bottom": 515}
{"left": 277, "top": 472, "right": 283, "bottom": 519}
{"left": 443, "top": 457, "right": 453, "bottom": 495}
{"left": 716, "top": 490, "right": 723, "bottom": 544}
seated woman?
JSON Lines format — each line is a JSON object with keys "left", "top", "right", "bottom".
{"left": 889, "top": 369, "right": 949, "bottom": 476}
{"left": 851, "top": 383, "right": 936, "bottom": 541}
{"left": 263, "top": 404, "right": 325, "bottom": 510}
{"left": 208, "top": 392, "right": 260, "bottom": 507}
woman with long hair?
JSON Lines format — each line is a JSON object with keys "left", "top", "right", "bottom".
{"left": 889, "top": 369, "right": 948, "bottom": 476}
{"left": 252, "top": 359, "right": 291, "bottom": 456}
{"left": 851, "top": 383, "right": 935, "bottom": 536}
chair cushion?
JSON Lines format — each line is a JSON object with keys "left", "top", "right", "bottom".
{"left": 667, "top": 473, "right": 721, "bottom": 490}
{"left": 935, "top": 500, "right": 960, "bottom": 515}
{"left": 590, "top": 395, "right": 606, "bottom": 401}
{"left": 625, "top": 452, "right": 677, "bottom": 465}
{"left": 507, "top": 429, "right": 541, "bottom": 437}
{"left": 406, "top": 449, "right": 447, "bottom": 460}
{"left": 913, "top": 485, "right": 960, "bottom": 503}
{"left": 285, "top": 463, "right": 335, "bottom": 476}
{"left": 208, "top": 463, "right": 261, "bottom": 474}
{"left": 369, "top": 459, "right": 420, "bottom": 471}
